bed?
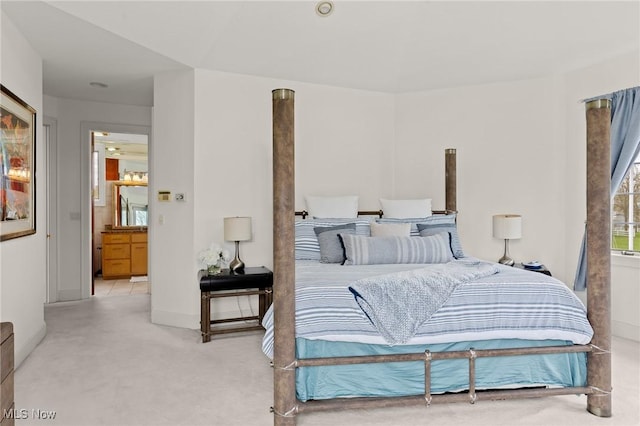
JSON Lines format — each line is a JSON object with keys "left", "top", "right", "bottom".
{"left": 269, "top": 89, "right": 612, "bottom": 424}
{"left": 263, "top": 230, "right": 593, "bottom": 401}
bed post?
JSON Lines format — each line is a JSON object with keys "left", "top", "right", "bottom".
{"left": 584, "top": 99, "right": 612, "bottom": 417}
{"left": 272, "top": 88, "right": 297, "bottom": 425}
{"left": 445, "top": 148, "right": 457, "bottom": 212}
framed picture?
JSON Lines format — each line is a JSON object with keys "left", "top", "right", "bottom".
{"left": 1, "top": 85, "right": 36, "bottom": 241}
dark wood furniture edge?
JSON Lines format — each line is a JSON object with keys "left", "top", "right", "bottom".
{"left": 1, "top": 322, "right": 15, "bottom": 426}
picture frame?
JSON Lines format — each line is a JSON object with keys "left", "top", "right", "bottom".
{"left": 1, "top": 85, "right": 36, "bottom": 241}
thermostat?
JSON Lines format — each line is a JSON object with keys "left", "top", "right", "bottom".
{"left": 158, "top": 191, "right": 171, "bottom": 202}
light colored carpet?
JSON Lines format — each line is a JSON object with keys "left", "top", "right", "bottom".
{"left": 14, "top": 294, "right": 640, "bottom": 426}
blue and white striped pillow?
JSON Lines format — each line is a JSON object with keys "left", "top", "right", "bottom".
{"left": 295, "top": 218, "right": 371, "bottom": 261}
{"left": 376, "top": 214, "right": 464, "bottom": 258}
{"left": 340, "top": 232, "right": 454, "bottom": 265}
{"left": 416, "top": 215, "right": 464, "bottom": 258}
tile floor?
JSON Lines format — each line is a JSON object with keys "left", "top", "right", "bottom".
{"left": 93, "top": 276, "right": 150, "bottom": 296}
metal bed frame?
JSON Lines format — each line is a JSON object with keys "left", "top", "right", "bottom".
{"left": 271, "top": 88, "right": 612, "bottom": 425}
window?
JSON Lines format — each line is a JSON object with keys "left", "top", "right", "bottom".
{"left": 612, "top": 152, "right": 640, "bottom": 252}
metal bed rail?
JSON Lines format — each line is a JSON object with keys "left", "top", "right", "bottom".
{"left": 273, "top": 343, "right": 601, "bottom": 414}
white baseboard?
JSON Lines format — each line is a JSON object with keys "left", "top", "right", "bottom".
{"left": 151, "top": 295, "right": 259, "bottom": 331}
{"left": 612, "top": 320, "right": 640, "bottom": 342}
{"left": 151, "top": 309, "right": 199, "bottom": 330}
{"left": 15, "top": 321, "right": 47, "bottom": 369}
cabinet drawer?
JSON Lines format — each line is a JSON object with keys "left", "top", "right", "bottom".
{"left": 131, "top": 233, "right": 147, "bottom": 243}
{"left": 103, "top": 244, "right": 130, "bottom": 259}
{"left": 103, "top": 233, "right": 130, "bottom": 244}
{"left": 131, "top": 243, "right": 147, "bottom": 255}
{"left": 103, "top": 259, "right": 131, "bottom": 276}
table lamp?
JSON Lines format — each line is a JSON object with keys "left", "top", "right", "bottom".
{"left": 224, "top": 216, "right": 252, "bottom": 272}
{"left": 492, "top": 214, "right": 522, "bottom": 266}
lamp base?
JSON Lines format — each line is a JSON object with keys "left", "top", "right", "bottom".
{"left": 229, "top": 241, "right": 245, "bottom": 273}
{"left": 229, "top": 257, "right": 245, "bottom": 272}
{"left": 498, "top": 256, "right": 515, "bottom": 266}
{"left": 498, "top": 239, "right": 515, "bottom": 266}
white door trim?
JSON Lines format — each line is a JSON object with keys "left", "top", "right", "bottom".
{"left": 80, "top": 121, "right": 151, "bottom": 299}
{"left": 44, "top": 116, "right": 58, "bottom": 303}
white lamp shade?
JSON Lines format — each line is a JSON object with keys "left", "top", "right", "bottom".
{"left": 224, "top": 217, "right": 252, "bottom": 241}
{"left": 492, "top": 214, "right": 522, "bottom": 239}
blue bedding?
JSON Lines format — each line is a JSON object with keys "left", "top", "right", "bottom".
{"left": 261, "top": 259, "right": 593, "bottom": 401}
{"left": 262, "top": 260, "right": 593, "bottom": 357}
{"left": 349, "top": 260, "right": 499, "bottom": 344}
{"left": 295, "top": 338, "right": 587, "bottom": 401}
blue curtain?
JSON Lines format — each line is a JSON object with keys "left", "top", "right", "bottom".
{"left": 574, "top": 86, "right": 640, "bottom": 291}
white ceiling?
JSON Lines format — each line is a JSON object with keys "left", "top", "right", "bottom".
{"left": 94, "top": 132, "right": 148, "bottom": 161}
{"left": 2, "top": 1, "right": 639, "bottom": 107}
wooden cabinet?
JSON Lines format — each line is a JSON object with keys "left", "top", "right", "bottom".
{"left": 130, "top": 233, "right": 148, "bottom": 276}
{"left": 102, "top": 231, "right": 147, "bottom": 279}
{"left": 1, "top": 322, "right": 14, "bottom": 426}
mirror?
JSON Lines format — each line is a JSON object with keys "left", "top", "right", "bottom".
{"left": 113, "top": 181, "right": 148, "bottom": 227}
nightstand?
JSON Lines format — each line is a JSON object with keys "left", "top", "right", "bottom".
{"left": 199, "top": 266, "right": 273, "bottom": 343}
{"left": 514, "top": 263, "right": 552, "bottom": 277}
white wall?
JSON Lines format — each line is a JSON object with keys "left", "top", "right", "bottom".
{"left": 0, "top": 11, "right": 47, "bottom": 367}
{"left": 395, "top": 77, "right": 567, "bottom": 280}
{"left": 611, "top": 254, "right": 640, "bottom": 341}
{"left": 42, "top": 96, "right": 151, "bottom": 301}
{"left": 150, "top": 70, "right": 196, "bottom": 328}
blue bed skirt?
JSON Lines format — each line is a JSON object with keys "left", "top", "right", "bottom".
{"left": 295, "top": 338, "right": 587, "bottom": 402}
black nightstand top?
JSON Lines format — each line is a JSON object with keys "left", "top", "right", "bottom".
{"left": 199, "top": 266, "right": 273, "bottom": 292}
{"left": 514, "top": 263, "right": 552, "bottom": 277}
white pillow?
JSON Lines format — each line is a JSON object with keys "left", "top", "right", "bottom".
{"left": 305, "top": 195, "right": 359, "bottom": 218}
{"left": 370, "top": 221, "right": 411, "bottom": 237}
{"left": 380, "top": 198, "right": 432, "bottom": 219}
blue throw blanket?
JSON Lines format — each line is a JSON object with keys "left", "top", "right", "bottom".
{"left": 348, "top": 260, "right": 499, "bottom": 345}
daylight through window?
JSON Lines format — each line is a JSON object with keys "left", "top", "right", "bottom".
{"left": 612, "top": 152, "right": 640, "bottom": 252}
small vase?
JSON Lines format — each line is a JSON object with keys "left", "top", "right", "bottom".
{"left": 207, "top": 264, "right": 221, "bottom": 275}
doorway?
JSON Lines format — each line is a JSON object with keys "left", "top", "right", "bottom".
{"left": 80, "top": 122, "right": 151, "bottom": 300}
{"left": 91, "top": 130, "right": 149, "bottom": 296}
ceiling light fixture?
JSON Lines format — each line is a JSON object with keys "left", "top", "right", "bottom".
{"left": 315, "top": 1, "right": 334, "bottom": 17}
{"left": 89, "top": 81, "right": 108, "bottom": 89}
